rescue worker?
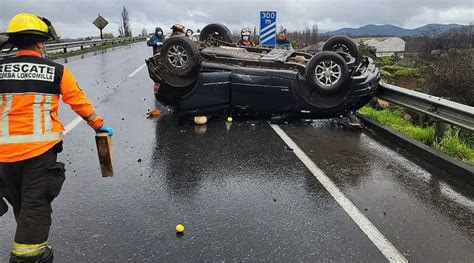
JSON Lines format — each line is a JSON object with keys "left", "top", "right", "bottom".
{"left": 146, "top": 26, "right": 164, "bottom": 55}
{"left": 170, "top": 24, "right": 185, "bottom": 36}
{"left": 238, "top": 28, "right": 255, "bottom": 47}
{"left": 275, "top": 30, "right": 293, "bottom": 50}
{"left": 0, "top": 13, "right": 113, "bottom": 262}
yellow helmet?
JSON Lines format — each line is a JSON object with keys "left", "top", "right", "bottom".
{"left": 5, "top": 13, "right": 57, "bottom": 41}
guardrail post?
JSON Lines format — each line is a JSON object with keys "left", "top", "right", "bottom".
{"left": 63, "top": 47, "right": 67, "bottom": 53}
{"left": 435, "top": 121, "right": 447, "bottom": 143}
{"left": 80, "top": 45, "right": 84, "bottom": 50}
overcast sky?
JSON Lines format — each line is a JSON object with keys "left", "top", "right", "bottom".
{"left": 1, "top": 0, "right": 473, "bottom": 38}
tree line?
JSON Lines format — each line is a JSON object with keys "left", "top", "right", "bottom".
{"left": 405, "top": 25, "right": 473, "bottom": 53}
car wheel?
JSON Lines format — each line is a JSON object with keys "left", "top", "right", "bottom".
{"left": 199, "top": 24, "right": 233, "bottom": 43}
{"left": 159, "top": 69, "right": 198, "bottom": 88}
{"left": 161, "top": 36, "right": 199, "bottom": 77}
{"left": 322, "top": 35, "right": 359, "bottom": 60}
{"left": 306, "top": 51, "right": 349, "bottom": 94}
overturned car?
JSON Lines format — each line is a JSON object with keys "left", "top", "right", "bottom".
{"left": 146, "top": 24, "right": 380, "bottom": 121}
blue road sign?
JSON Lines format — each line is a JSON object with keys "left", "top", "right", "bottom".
{"left": 260, "top": 11, "right": 277, "bottom": 46}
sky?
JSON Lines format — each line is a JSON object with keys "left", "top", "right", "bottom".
{"left": 1, "top": 0, "right": 473, "bottom": 38}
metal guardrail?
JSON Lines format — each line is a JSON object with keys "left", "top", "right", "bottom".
{"left": 377, "top": 82, "right": 474, "bottom": 131}
{"left": 1, "top": 36, "right": 145, "bottom": 58}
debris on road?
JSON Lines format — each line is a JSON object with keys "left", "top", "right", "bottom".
{"left": 176, "top": 224, "right": 184, "bottom": 233}
{"left": 194, "top": 116, "right": 208, "bottom": 125}
{"left": 95, "top": 133, "right": 114, "bottom": 177}
{"left": 147, "top": 109, "right": 161, "bottom": 119}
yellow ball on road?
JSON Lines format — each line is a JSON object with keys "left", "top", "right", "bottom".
{"left": 227, "top": 117, "right": 233, "bottom": 122}
{"left": 176, "top": 224, "right": 184, "bottom": 233}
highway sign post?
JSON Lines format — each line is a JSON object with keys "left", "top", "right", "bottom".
{"left": 93, "top": 14, "right": 109, "bottom": 39}
{"left": 259, "top": 11, "right": 277, "bottom": 47}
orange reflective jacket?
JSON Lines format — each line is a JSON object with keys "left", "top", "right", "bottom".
{"left": 0, "top": 50, "right": 104, "bottom": 162}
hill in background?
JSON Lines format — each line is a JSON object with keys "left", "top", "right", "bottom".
{"left": 324, "top": 23, "right": 465, "bottom": 37}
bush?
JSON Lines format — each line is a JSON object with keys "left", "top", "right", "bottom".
{"left": 377, "top": 56, "right": 401, "bottom": 67}
{"left": 394, "top": 68, "right": 421, "bottom": 77}
{"left": 422, "top": 50, "right": 474, "bottom": 106}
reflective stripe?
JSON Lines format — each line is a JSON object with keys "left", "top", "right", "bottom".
{"left": 12, "top": 241, "right": 48, "bottom": 257}
{"left": 43, "top": 95, "right": 53, "bottom": 133}
{"left": 0, "top": 97, "right": 3, "bottom": 136}
{"left": 85, "top": 112, "right": 98, "bottom": 122}
{"left": 0, "top": 132, "right": 63, "bottom": 144}
{"left": 1, "top": 95, "right": 13, "bottom": 137}
{"left": 33, "top": 95, "right": 43, "bottom": 135}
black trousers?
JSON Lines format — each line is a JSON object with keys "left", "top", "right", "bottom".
{"left": 0, "top": 143, "right": 65, "bottom": 245}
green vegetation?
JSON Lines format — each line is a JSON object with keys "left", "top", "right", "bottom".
{"left": 376, "top": 56, "right": 401, "bottom": 67}
{"left": 359, "top": 106, "right": 435, "bottom": 144}
{"left": 434, "top": 129, "right": 474, "bottom": 166}
{"left": 377, "top": 59, "right": 421, "bottom": 85}
{"left": 382, "top": 65, "right": 420, "bottom": 77}
{"left": 359, "top": 106, "right": 474, "bottom": 166}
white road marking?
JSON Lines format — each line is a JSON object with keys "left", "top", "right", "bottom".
{"left": 63, "top": 63, "right": 146, "bottom": 134}
{"left": 270, "top": 124, "right": 408, "bottom": 263}
{"left": 63, "top": 116, "right": 82, "bottom": 135}
{"left": 128, "top": 63, "right": 146, "bottom": 78}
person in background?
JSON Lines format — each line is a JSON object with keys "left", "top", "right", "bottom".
{"left": 186, "top": 29, "right": 194, "bottom": 40}
{"left": 146, "top": 27, "right": 164, "bottom": 55}
{"left": 0, "top": 13, "right": 113, "bottom": 262}
{"left": 237, "top": 28, "right": 255, "bottom": 47}
{"left": 170, "top": 24, "right": 185, "bottom": 37}
{"left": 275, "top": 30, "right": 293, "bottom": 50}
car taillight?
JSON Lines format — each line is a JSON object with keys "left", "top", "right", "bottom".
{"left": 153, "top": 83, "right": 160, "bottom": 94}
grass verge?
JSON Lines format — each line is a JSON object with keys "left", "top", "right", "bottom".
{"left": 358, "top": 106, "right": 474, "bottom": 166}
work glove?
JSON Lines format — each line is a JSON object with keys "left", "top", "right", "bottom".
{"left": 97, "top": 124, "right": 114, "bottom": 136}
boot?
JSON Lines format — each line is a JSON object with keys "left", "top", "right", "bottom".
{"left": 9, "top": 246, "right": 53, "bottom": 263}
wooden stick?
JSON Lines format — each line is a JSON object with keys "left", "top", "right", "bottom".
{"left": 95, "top": 133, "right": 113, "bottom": 177}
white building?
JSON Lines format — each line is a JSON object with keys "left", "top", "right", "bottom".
{"left": 364, "top": 37, "right": 406, "bottom": 57}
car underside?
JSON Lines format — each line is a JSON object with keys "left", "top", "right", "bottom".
{"left": 146, "top": 24, "right": 380, "bottom": 121}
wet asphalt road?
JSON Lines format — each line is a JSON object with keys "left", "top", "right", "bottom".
{"left": 0, "top": 43, "right": 473, "bottom": 262}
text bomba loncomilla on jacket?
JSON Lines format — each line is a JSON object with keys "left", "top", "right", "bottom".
{"left": 0, "top": 63, "right": 55, "bottom": 82}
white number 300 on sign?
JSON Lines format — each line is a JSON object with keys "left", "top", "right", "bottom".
{"left": 261, "top": 12, "right": 276, "bottom": 19}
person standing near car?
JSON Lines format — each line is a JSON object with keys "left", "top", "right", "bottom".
{"left": 0, "top": 13, "right": 113, "bottom": 262}
{"left": 186, "top": 29, "right": 197, "bottom": 42}
{"left": 275, "top": 30, "right": 293, "bottom": 50}
{"left": 238, "top": 28, "right": 255, "bottom": 47}
{"left": 147, "top": 27, "right": 164, "bottom": 55}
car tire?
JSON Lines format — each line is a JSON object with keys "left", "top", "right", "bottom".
{"left": 306, "top": 51, "right": 349, "bottom": 94}
{"left": 161, "top": 36, "right": 199, "bottom": 77}
{"left": 199, "top": 24, "right": 233, "bottom": 43}
{"left": 159, "top": 69, "right": 198, "bottom": 88}
{"left": 322, "top": 35, "right": 359, "bottom": 60}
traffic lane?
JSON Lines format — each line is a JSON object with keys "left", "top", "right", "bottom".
{"left": 281, "top": 121, "right": 474, "bottom": 262}
{"left": 49, "top": 70, "right": 386, "bottom": 262}
{"left": 55, "top": 42, "right": 149, "bottom": 123}
{"left": 0, "top": 68, "right": 386, "bottom": 262}
{"left": 0, "top": 43, "right": 149, "bottom": 256}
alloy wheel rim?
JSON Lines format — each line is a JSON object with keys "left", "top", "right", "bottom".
{"left": 167, "top": 45, "right": 188, "bottom": 68}
{"left": 315, "top": 60, "right": 342, "bottom": 87}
